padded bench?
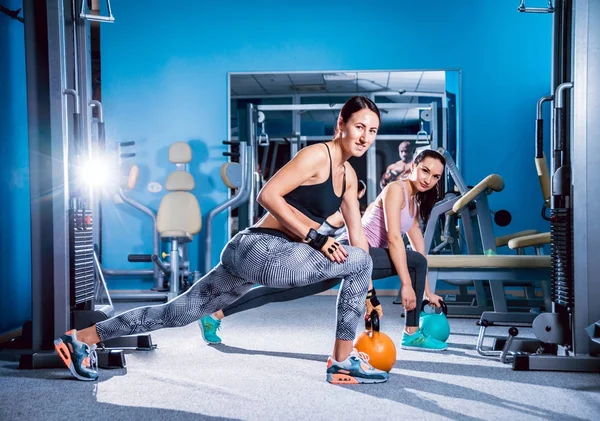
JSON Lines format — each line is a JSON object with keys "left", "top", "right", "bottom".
{"left": 426, "top": 254, "right": 552, "bottom": 313}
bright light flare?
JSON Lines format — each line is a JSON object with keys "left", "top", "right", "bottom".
{"left": 78, "top": 157, "right": 111, "bottom": 188}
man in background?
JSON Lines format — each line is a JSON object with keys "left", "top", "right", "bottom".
{"left": 380, "top": 140, "right": 416, "bottom": 187}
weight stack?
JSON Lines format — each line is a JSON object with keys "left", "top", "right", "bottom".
{"left": 550, "top": 208, "right": 574, "bottom": 309}
{"left": 69, "top": 209, "right": 95, "bottom": 308}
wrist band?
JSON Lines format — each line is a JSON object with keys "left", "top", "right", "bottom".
{"left": 366, "top": 288, "right": 380, "bottom": 306}
{"left": 369, "top": 295, "right": 381, "bottom": 307}
{"left": 305, "top": 229, "right": 328, "bottom": 251}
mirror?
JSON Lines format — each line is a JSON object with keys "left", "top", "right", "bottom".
{"left": 227, "top": 70, "right": 461, "bottom": 236}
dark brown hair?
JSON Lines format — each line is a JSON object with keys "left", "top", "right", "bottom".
{"left": 335, "top": 96, "right": 380, "bottom": 136}
{"left": 413, "top": 149, "right": 446, "bottom": 225}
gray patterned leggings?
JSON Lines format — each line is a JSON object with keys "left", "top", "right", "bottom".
{"left": 221, "top": 246, "right": 427, "bottom": 327}
{"left": 95, "top": 228, "right": 372, "bottom": 342}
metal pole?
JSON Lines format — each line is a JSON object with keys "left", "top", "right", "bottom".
{"left": 256, "top": 103, "right": 431, "bottom": 111}
{"left": 536, "top": 96, "right": 553, "bottom": 158}
{"left": 24, "top": 0, "right": 71, "bottom": 351}
{"left": 204, "top": 106, "right": 253, "bottom": 271}
{"left": 204, "top": 142, "right": 250, "bottom": 270}
{"left": 290, "top": 95, "right": 301, "bottom": 158}
{"left": 437, "top": 147, "right": 468, "bottom": 194}
{"left": 441, "top": 92, "right": 448, "bottom": 152}
{"left": 572, "top": 0, "right": 600, "bottom": 356}
{"left": 247, "top": 104, "right": 257, "bottom": 227}
{"left": 431, "top": 101, "right": 438, "bottom": 149}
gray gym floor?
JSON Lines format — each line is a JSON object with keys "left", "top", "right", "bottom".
{"left": 1, "top": 296, "right": 599, "bottom": 421}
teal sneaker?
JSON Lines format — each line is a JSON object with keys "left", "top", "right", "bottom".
{"left": 53, "top": 330, "right": 99, "bottom": 381}
{"left": 326, "top": 350, "right": 389, "bottom": 384}
{"left": 198, "top": 315, "right": 222, "bottom": 344}
{"left": 401, "top": 329, "right": 448, "bottom": 352}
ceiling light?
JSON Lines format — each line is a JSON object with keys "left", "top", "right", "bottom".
{"left": 323, "top": 73, "right": 357, "bottom": 81}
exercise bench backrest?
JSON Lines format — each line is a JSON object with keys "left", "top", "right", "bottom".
{"left": 157, "top": 142, "right": 202, "bottom": 238}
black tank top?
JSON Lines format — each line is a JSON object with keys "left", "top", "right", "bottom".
{"left": 283, "top": 144, "right": 346, "bottom": 224}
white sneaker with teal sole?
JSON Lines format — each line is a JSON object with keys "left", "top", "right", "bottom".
{"left": 401, "top": 329, "right": 448, "bottom": 351}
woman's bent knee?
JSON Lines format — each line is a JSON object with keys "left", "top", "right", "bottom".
{"left": 408, "top": 251, "right": 427, "bottom": 270}
{"left": 348, "top": 247, "right": 373, "bottom": 272}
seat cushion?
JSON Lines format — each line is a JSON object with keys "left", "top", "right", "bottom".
{"left": 160, "top": 230, "right": 193, "bottom": 242}
{"left": 157, "top": 191, "right": 202, "bottom": 236}
{"left": 165, "top": 171, "right": 195, "bottom": 191}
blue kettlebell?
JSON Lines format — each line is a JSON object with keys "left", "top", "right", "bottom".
{"left": 419, "top": 299, "right": 450, "bottom": 342}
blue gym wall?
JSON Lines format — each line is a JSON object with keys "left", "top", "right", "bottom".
{"left": 0, "top": 2, "right": 31, "bottom": 335}
{"left": 99, "top": 0, "right": 552, "bottom": 291}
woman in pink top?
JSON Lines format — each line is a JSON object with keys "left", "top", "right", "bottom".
{"left": 357, "top": 149, "right": 448, "bottom": 351}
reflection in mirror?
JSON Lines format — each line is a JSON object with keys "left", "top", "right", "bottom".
{"left": 226, "top": 70, "right": 460, "bottom": 237}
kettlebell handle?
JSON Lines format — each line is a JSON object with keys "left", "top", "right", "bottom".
{"left": 421, "top": 299, "right": 448, "bottom": 316}
{"left": 364, "top": 310, "right": 381, "bottom": 332}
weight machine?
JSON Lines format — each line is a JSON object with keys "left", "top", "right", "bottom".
{"left": 8, "top": 0, "right": 155, "bottom": 370}
{"left": 478, "top": 0, "right": 600, "bottom": 371}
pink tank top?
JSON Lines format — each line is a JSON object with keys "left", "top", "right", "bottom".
{"left": 362, "top": 182, "right": 415, "bottom": 248}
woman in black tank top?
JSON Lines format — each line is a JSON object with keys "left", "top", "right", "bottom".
{"left": 198, "top": 96, "right": 383, "bottom": 381}
{"left": 59, "top": 96, "right": 389, "bottom": 385}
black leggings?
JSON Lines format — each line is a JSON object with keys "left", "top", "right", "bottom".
{"left": 221, "top": 246, "right": 427, "bottom": 327}
{"left": 368, "top": 247, "right": 427, "bottom": 327}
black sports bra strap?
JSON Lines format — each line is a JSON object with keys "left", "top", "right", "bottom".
{"left": 342, "top": 164, "right": 347, "bottom": 196}
{"left": 324, "top": 143, "right": 333, "bottom": 177}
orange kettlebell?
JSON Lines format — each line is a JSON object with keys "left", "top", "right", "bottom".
{"left": 353, "top": 310, "right": 397, "bottom": 372}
